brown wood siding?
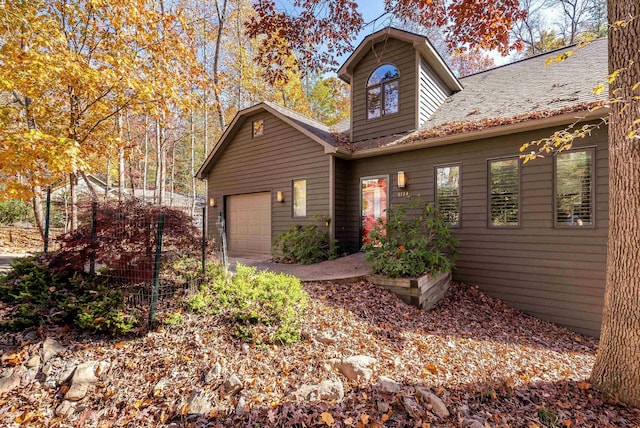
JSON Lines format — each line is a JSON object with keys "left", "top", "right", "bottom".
{"left": 352, "top": 38, "right": 417, "bottom": 142}
{"left": 205, "top": 111, "right": 330, "bottom": 249}
{"left": 343, "top": 124, "right": 608, "bottom": 337}
{"left": 334, "top": 157, "right": 354, "bottom": 252}
{"left": 419, "top": 57, "right": 450, "bottom": 126}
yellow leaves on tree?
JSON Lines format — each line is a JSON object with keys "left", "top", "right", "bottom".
{"left": 0, "top": 0, "right": 204, "bottom": 200}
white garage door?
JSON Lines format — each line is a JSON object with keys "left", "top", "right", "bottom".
{"left": 226, "top": 192, "right": 271, "bottom": 255}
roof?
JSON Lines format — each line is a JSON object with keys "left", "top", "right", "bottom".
{"left": 198, "top": 36, "right": 609, "bottom": 175}
{"left": 337, "top": 27, "right": 462, "bottom": 93}
{"left": 349, "top": 38, "right": 609, "bottom": 152}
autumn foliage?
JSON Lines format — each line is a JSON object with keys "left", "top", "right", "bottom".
{"left": 47, "top": 201, "right": 200, "bottom": 285}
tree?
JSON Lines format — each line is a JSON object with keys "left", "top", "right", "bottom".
{"left": 448, "top": 49, "right": 496, "bottom": 77}
{"left": 247, "top": 0, "right": 640, "bottom": 407}
{"left": 307, "top": 77, "right": 350, "bottom": 125}
{"left": 590, "top": 1, "right": 640, "bottom": 407}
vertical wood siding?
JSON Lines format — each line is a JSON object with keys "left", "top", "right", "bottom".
{"left": 340, "top": 124, "right": 608, "bottom": 336}
{"left": 351, "top": 38, "right": 417, "bottom": 142}
{"left": 205, "top": 111, "right": 330, "bottom": 250}
{"left": 419, "top": 57, "right": 451, "bottom": 125}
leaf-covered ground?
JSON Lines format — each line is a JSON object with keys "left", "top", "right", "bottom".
{"left": 1, "top": 281, "right": 638, "bottom": 427}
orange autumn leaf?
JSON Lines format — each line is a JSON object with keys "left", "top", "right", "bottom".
{"left": 320, "top": 411, "right": 334, "bottom": 426}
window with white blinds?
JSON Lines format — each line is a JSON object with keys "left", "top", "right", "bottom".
{"left": 555, "top": 149, "right": 593, "bottom": 226}
{"left": 435, "top": 164, "right": 461, "bottom": 226}
{"left": 489, "top": 158, "right": 520, "bottom": 226}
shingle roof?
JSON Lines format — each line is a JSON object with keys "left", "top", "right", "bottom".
{"left": 349, "top": 38, "right": 609, "bottom": 151}
{"left": 262, "top": 101, "right": 337, "bottom": 143}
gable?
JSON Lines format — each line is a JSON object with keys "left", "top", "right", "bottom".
{"left": 196, "top": 103, "right": 345, "bottom": 179}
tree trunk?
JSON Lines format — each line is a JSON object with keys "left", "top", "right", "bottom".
{"left": 591, "top": 0, "right": 640, "bottom": 407}
{"left": 143, "top": 114, "right": 149, "bottom": 203}
{"left": 190, "top": 109, "right": 197, "bottom": 217}
{"left": 69, "top": 172, "right": 78, "bottom": 231}
{"left": 31, "top": 186, "right": 45, "bottom": 240}
{"left": 117, "top": 113, "right": 125, "bottom": 201}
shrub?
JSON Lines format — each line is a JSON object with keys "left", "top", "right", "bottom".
{"left": 363, "top": 198, "right": 458, "bottom": 278}
{"left": 272, "top": 224, "right": 337, "bottom": 264}
{"left": 0, "top": 256, "right": 139, "bottom": 334}
{"left": 48, "top": 200, "right": 200, "bottom": 285}
{"left": 186, "top": 263, "right": 308, "bottom": 344}
{"left": 0, "top": 199, "right": 34, "bottom": 226}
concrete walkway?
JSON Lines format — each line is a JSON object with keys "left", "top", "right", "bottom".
{"left": 229, "top": 252, "right": 372, "bottom": 282}
{"left": 0, "top": 253, "right": 31, "bottom": 273}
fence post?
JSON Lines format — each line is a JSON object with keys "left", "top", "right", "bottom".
{"left": 201, "top": 206, "right": 206, "bottom": 277}
{"left": 89, "top": 201, "right": 97, "bottom": 275}
{"left": 43, "top": 186, "right": 51, "bottom": 253}
{"left": 149, "top": 213, "right": 165, "bottom": 327}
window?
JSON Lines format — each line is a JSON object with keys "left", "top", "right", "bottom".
{"left": 367, "top": 64, "right": 399, "bottom": 119}
{"left": 252, "top": 119, "right": 264, "bottom": 138}
{"left": 555, "top": 149, "right": 593, "bottom": 226}
{"left": 489, "top": 158, "right": 520, "bottom": 226}
{"left": 293, "top": 179, "right": 306, "bottom": 217}
{"left": 435, "top": 165, "right": 461, "bottom": 226}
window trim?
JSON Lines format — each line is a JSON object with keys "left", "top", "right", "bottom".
{"left": 487, "top": 156, "right": 522, "bottom": 229}
{"left": 292, "top": 178, "right": 307, "bottom": 218}
{"left": 553, "top": 146, "right": 596, "bottom": 229}
{"left": 366, "top": 63, "right": 400, "bottom": 121}
{"left": 252, "top": 118, "right": 264, "bottom": 138}
{"left": 434, "top": 163, "right": 462, "bottom": 228}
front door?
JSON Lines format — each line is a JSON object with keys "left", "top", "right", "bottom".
{"left": 361, "top": 176, "right": 388, "bottom": 245}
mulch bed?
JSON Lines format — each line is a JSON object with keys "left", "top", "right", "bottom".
{"left": 0, "top": 281, "right": 638, "bottom": 427}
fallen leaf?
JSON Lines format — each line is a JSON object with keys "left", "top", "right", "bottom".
{"left": 321, "top": 411, "right": 334, "bottom": 426}
{"left": 577, "top": 381, "right": 591, "bottom": 390}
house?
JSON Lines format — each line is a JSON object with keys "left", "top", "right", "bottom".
{"left": 197, "top": 27, "right": 609, "bottom": 337}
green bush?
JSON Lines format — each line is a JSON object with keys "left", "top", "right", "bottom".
{"left": 363, "top": 198, "right": 458, "bottom": 278}
{"left": 0, "top": 257, "right": 139, "bottom": 334}
{"left": 186, "top": 263, "right": 308, "bottom": 344}
{"left": 272, "top": 224, "right": 337, "bottom": 264}
{"left": 0, "top": 199, "right": 34, "bottom": 226}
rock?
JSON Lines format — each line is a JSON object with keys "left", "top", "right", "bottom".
{"left": 316, "top": 332, "right": 337, "bottom": 345}
{"left": 0, "top": 375, "right": 20, "bottom": 394}
{"left": 187, "top": 389, "right": 212, "bottom": 415}
{"left": 26, "top": 354, "right": 42, "bottom": 368}
{"left": 71, "top": 361, "right": 109, "bottom": 385}
{"left": 43, "top": 338, "right": 65, "bottom": 362}
{"left": 63, "top": 361, "right": 110, "bottom": 402}
{"left": 415, "top": 387, "right": 450, "bottom": 418}
{"left": 153, "top": 379, "right": 169, "bottom": 396}
{"left": 55, "top": 401, "right": 75, "bottom": 417}
{"left": 332, "top": 355, "right": 376, "bottom": 382}
{"left": 458, "top": 405, "right": 470, "bottom": 417}
{"left": 294, "top": 379, "right": 344, "bottom": 402}
{"left": 402, "top": 396, "right": 423, "bottom": 418}
{"left": 462, "top": 418, "right": 485, "bottom": 428}
{"left": 376, "top": 376, "right": 401, "bottom": 393}
{"left": 235, "top": 396, "right": 246, "bottom": 416}
{"left": 57, "top": 365, "right": 76, "bottom": 386}
{"left": 377, "top": 400, "right": 390, "bottom": 413}
{"left": 65, "top": 382, "right": 89, "bottom": 401}
{"left": 222, "top": 374, "right": 243, "bottom": 396}
{"left": 204, "top": 362, "right": 222, "bottom": 384}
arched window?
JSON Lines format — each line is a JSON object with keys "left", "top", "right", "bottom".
{"left": 367, "top": 64, "right": 400, "bottom": 119}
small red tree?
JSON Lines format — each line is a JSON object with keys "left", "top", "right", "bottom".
{"left": 48, "top": 201, "right": 200, "bottom": 285}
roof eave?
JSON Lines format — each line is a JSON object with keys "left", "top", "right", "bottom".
{"left": 349, "top": 108, "right": 608, "bottom": 159}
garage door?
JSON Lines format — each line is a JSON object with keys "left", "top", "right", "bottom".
{"left": 226, "top": 192, "right": 271, "bottom": 255}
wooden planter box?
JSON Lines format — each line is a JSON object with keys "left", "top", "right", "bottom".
{"left": 367, "top": 271, "right": 451, "bottom": 310}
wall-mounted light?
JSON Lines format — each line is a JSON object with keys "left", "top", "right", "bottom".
{"left": 276, "top": 191, "right": 284, "bottom": 202}
{"left": 325, "top": 217, "right": 331, "bottom": 227}
{"left": 397, "top": 171, "right": 407, "bottom": 188}
{"left": 209, "top": 197, "right": 216, "bottom": 207}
